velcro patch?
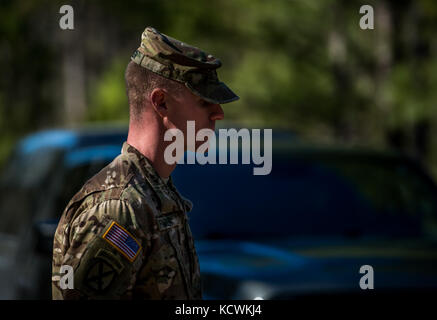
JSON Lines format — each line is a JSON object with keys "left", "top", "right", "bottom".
{"left": 156, "top": 211, "right": 184, "bottom": 231}
{"left": 102, "top": 221, "right": 141, "bottom": 262}
{"left": 94, "top": 249, "right": 125, "bottom": 274}
{"left": 84, "top": 259, "right": 117, "bottom": 293}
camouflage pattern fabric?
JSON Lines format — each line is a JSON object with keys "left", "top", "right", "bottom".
{"left": 52, "top": 142, "right": 202, "bottom": 300}
{"left": 131, "top": 26, "right": 239, "bottom": 104}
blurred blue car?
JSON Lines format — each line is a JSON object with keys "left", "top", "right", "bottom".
{"left": 0, "top": 127, "right": 437, "bottom": 299}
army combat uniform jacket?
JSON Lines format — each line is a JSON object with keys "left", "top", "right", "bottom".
{"left": 52, "top": 142, "right": 202, "bottom": 299}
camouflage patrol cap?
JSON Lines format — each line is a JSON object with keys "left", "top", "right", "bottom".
{"left": 131, "top": 26, "right": 239, "bottom": 104}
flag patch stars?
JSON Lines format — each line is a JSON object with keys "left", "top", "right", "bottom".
{"left": 102, "top": 221, "right": 141, "bottom": 262}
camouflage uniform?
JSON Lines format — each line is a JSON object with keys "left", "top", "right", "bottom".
{"left": 52, "top": 143, "right": 201, "bottom": 299}
{"left": 52, "top": 27, "right": 238, "bottom": 300}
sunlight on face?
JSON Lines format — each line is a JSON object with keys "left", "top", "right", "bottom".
{"left": 165, "top": 86, "right": 224, "bottom": 136}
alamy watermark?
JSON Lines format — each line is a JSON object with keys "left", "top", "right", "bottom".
{"left": 359, "top": 265, "right": 374, "bottom": 289}
{"left": 359, "top": 5, "right": 374, "bottom": 30}
{"left": 59, "top": 265, "right": 74, "bottom": 289}
{"left": 59, "top": 5, "right": 74, "bottom": 30}
{"left": 164, "top": 121, "right": 272, "bottom": 175}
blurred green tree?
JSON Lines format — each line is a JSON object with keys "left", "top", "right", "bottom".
{"left": 2, "top": 0, "right": 437, "bottom": 177}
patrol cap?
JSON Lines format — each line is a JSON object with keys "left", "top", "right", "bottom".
{"left": 131, "top": 27, "right": 239, "bottom": 104}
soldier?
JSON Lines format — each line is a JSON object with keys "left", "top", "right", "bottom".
{"left": 51, "top": 26, "right": 239, "bottom": 299}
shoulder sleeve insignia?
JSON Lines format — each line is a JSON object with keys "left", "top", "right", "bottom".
{"left": 84, "top": 258, "right": 117, "bottom": 293}
{"left": 102, "top": 221, "right": 141, "bottom": 262}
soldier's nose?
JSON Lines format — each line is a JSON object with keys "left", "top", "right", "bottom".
{"left": 209, "top": 104, "right": 224, "bottom": 121}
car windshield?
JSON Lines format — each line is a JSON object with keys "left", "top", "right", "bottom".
{"left": 173, "top": 152, "right": 437, "bottom": 241}
{"left": 0, "top": 148, "right": 62, "bottom": 234}
{"left": 0, "top": 144, "right": 120, "bottom": 235}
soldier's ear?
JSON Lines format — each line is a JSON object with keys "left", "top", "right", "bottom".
{"left": 150, "top": 88, "right": 168, "bottom": 117}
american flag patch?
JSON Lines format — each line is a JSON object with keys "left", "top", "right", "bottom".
{"left": 102, "top": 221, "right": 141, "bottom": 262}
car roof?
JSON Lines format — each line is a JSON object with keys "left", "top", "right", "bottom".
{"left": 16, "top": 127, "right": 420, "bottom": 167}
{"left": 17, "top": 127, "right": 128, "bottom": 155}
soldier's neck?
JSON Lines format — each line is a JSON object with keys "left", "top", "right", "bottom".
{"left": 127, "top": 119, "right": 177, "bottom": 179}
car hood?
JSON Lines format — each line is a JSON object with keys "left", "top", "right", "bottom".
{"left": 196, "top": 237, "right": 437, "bottom": 298}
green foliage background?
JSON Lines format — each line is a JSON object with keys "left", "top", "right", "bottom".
{"left": 2, "top": 0, "right": 437, "bottom": 176}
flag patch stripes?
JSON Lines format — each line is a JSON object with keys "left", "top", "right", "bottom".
{"left": 102, "top": 221, "right": 141, "bottom": 262}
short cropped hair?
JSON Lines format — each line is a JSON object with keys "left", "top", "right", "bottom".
{"left": 125, "top": 61, "right": 183, "bottom": 121}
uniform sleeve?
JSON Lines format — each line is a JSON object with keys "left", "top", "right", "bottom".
{"left": 52, "top": 199, "right": 146, "bottom": 300}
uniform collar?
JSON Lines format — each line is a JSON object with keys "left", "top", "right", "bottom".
{"left": 121, "top": 142, "right": 192, "bottom": 213}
